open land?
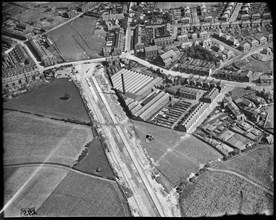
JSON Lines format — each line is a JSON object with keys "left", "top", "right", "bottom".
{"left": 74, "top": 138, "right": 116, "bottom": 180}
{"left": 4, "top": 110, "right": 93, "bottom": 166}
{"left": 132, "top": 120, "right": 222, "bottom": 186}
{"left": 48, "top": 15, "right": 106, "bottom": 62}
{"left": 36, "top": 170, "right": 130, "bottom": 217}
{"left": 4, "top": 165, "right": 70, "bottom": 217}
{"left": 212, "top": 145, "right": 274, "bottom": 191}
{"left": 243, "top": 60, "right": 273, "bottom": 73}
{"left": 4, "top": 165, "right": 130, "bottom": 217}
{"left": 4, "top": 79, "right": 91, "bottom": 123}
{"left": 180, "top": 170, "right": 274, "bottom": 217}
{"left": 5, "top": 3, "right": 70, "bottom": 30}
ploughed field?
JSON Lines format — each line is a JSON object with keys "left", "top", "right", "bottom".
{"left": 132, "top": 120, "right": 222, "bottom": 186}
{"left": 4, "top": 79, "right": 91, "bottom": 123}
{"left": 212, "top": 145, "right": 274, "bottom": 191}
{"left": 180, "top": 170, "right": 274, "bottom": 216}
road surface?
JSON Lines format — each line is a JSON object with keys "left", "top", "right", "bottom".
{"left": 77, "top": 70, "right": 170, "bottom": 216}
{"left": 229, "top": 3, "right": 243, "bottom": 22}
{"left": 120, "top": 53, "right": 271, "bottom": 89}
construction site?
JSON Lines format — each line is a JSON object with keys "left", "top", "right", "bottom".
{"left": 72, "top": 63, "right": 181, "bottom": 217}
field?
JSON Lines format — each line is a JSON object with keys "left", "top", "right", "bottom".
{"left": 4, "top": 2, "right": 72, "bottom": 30}
{"left": 244, "top": 60, "right": 273, "bottom": 73}
{"left": 4, "top": 79, "right": 91, "bottom": 123}
{"left": 49, "top": 15, "right": 106, "bottom": 62}
{"left": 4, "top": 165, "right": 70, "bottom": 217}
{"left": 213, "top": 145, "right": 274, "bottom": 190}
{"left": 132, "top": 120, "right": 222, "bottom": 186}
{"left": 74, "top": 138, "right": 115, "bottom": 180}
{"left": 4, "top": 166, "right": 130, "bottom": 217}
{"left": 4, "top": 111, "right": 93, "bottom": 166}
{"left": 180, "top": 171, "right": 274, "bottom": 216}
{"left": 36, "top": 170, "right": 130, "bottom": 217}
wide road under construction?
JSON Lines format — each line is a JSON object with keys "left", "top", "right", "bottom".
{"left": 75, "top": 65, "right": 178, "bottom": 217}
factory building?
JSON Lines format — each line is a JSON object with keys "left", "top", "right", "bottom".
{"left": 111, "top": 68, "right": 163, "bottom": 98}
{"left": 125, "top": 90, "right": 171, "bottom": 121}
{"left": 178, "top": 102, "right": 209, "bottom": 132}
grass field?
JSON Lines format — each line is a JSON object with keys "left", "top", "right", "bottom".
{"left": 74, "top": 138, "right": 115, "bottom": 179}
{"left": 4, "top": 79, "right": 91, "bottom": 123}
{"left": 4, "top": 165, "right": 70, "bottom": 217}
{"left": 49, "top": 15, "right": 106, "bottom": 62}
{"left": 6, "top": 2, "right": 70, "bottom": 30}
{"left": 245, "top": 60, "right": 273, "bottom": 73}
{"left": 213, "top": 145, "right": 274, "bottom": 190}
{"left": 180, "top": 170, "right": 274, "bottom": 216}
{"left": 4, "top": 166, "right": 130, "bottom": 217}
{"left": 36, "top": 170, "right": 130, "bottom": 217}
{"left": 132, "top": 120, "right": 222, "bottom": 186}
{"left": 4, "top": 111, "right": 93, "bottom": 166}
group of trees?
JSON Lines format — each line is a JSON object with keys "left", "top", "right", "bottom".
{"left": 186, "top": 45, "right": 220, "bottom": 63}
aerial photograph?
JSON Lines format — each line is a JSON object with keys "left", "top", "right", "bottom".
{"left": 2, "top": 1, "right": 273, "bottom": 217}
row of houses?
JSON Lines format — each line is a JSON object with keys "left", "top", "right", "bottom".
{"left": 103, "top": 28, "right": 125, "bottom": 57}
{"left": 27, "top": 39, "right": 57, "bottom": 66}
{"left": 215, "top": 69, "right": 253, "bottom": 82}
{"left": 212, "top": 29, "right": 271, "bottom": 53}
{"left": 165, "top": 18, "right": 272, "bottom": 34}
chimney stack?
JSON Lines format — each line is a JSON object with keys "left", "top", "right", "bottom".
{"left": 121, "top": 73, "right": 126, "bottom": 94}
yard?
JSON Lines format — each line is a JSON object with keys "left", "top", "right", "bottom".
{"left": 180, "top": 170, "right": 274, "bottom": 216}
{"left": 212, "top": 145, "right": 274, "bottom": 191}
{"left": 3, "top": 111, "right": 93, "bottom": 167}
{"left": 36, "top": 170, "right": 130, "bottom": 217}
{"left": 48, "top": 15, "right": 106, "bottom": 62}
{"left": 132, "top": 120, "right": 222, "bottom": 186}
{"left": 4, "top": 79, "right": 91, "bottom": 123}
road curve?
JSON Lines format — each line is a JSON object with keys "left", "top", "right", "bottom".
{"left": 206, "top": 167, "right": 273, "bottom": 196}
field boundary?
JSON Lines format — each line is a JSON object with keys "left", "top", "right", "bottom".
{"left": 3, "top": 107, "right": 92, "bottom": 126}
{"left": 4, "top": 162, "right": 117, "bottom": 184}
